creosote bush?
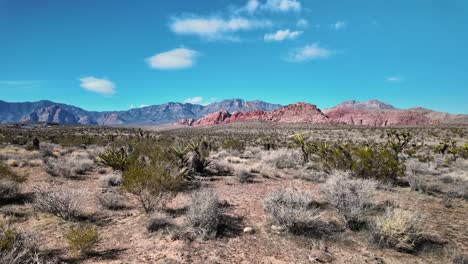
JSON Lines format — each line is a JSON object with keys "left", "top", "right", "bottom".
{"left": 370, "top": 208, "right": 426, "bottom": 253}
{"left": 263, "top": 186, "right": 318, "bottom": 233}
{"left": 322, "top": 171, "right": 377, "bottom": 229}
{"left": 33, "top": 187, "right": 83, "bottom": 220}
{"left": 307, "top": 142, "right": 404, "bottom": 183}
{"left": 186, "top": 189, "right": 223, "bottom": 240}
{"left": 123, "top": 160, "right": 182, "bottom": 213}
{"left": 65, "top": 225, "right": 99, "bottom": 256}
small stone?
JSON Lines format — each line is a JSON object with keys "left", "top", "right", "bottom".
{"left": 271, "top": 225, "right": 286, "bottom": 233}
{"left": 243, "top": 227, "right": 254, "bottom": 234}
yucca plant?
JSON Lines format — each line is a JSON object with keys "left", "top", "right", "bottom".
{"left": 98, "top": 147, "right": 134, "bottom": 171}
{"left": 187, "top": 141, "right": 211, "bottom": 174}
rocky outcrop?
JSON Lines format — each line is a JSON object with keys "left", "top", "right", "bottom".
{"left": 267, "top": 103, "right": 329, "bottom": 123}
{"left": 323, "top": 108, "right": 435, "bottom": 126}
{"left": 183, "top": 102, "right": 446, "bottom": 127}
{"left": 20, "top": 105, "right": 78, "bottom": 124}
{"left": 182, "top": 103, "right": 330, "bottom": 126}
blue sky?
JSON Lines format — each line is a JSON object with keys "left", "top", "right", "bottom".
{"left": 1, "top": 0, "right": 467, "bottom": 113}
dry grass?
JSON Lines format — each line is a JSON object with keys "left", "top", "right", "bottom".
{"left": 370, "top": 208, "right": 427, "bottom": 253}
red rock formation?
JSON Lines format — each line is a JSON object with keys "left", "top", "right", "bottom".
{"left": 180, "top": 102, "right": 438, "bottom": 127}
{"left": 267, "top": 102, "right": 329, "bottom": 123}
{"left": 323, "top": 108, "right": 435, "bottom": 126}
{"left": 181, "top": 103, "right": 329, "bottom": 126}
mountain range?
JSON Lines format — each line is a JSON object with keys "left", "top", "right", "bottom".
{"left": 0, "top": 99, "right": 281, "bottom": 126}
{"left": 0, "top": 99, "right": 466, "bottom": 127}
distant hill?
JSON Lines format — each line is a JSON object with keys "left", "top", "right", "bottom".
{"left": 329, "top": 99, "right": 397, "bottom": 110}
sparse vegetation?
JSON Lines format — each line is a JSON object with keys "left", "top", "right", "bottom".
{"left": 370, "top": 208, "right": 426, "bottom": 253}
{"left": 263, "top": 186, "right": 318, "bottom": 233}
{"left": 44, "top": 156, "right": 93, "bottom": 179}
{"left": 322, "top": 171, "right": 377, "bottom": 229}
{"left": 0, "top": 223, "right": 40, "bottom": 264}
{"left": 33, "top": 187, "right": 83, "bottom": 220}
{"left": 0, "top": 123, "right": 466, "bottom": 263}
{"left": 65, "top": 225, "right": 99, "bottom": 256}
{"left": 186, "top": 189, "right": 223, "bottom": 239}
{"left": 97, "top": 191, "right": 128, "bottom": 210}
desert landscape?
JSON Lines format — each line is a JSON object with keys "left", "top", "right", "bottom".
{"left": 1, "top": 116, "right": 467, "bottom": 263}
{"left": 2, "top": 0, "right": 468, "bottom": 263}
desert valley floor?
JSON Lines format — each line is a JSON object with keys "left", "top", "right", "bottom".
{"left": 0, "top": 122, "right": 467, "bottom": 263}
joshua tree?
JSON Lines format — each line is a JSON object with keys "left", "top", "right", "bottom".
{"left": 293, "top": 133, "right": 311, "bottom": 165}
{"left": 386, "top": 130, "right": 412, "bottom": 159}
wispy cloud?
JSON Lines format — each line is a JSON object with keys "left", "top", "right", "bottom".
{"left": 264, "top": 29, "right": 302, "bottom": 42}
{"left": 287, "top": 43, "right": 333, "bottom": 62}
{"left": 239, "top": 0, "right": 302, "bottom": 13}
{"left": 147, "top": 48, "right": 199, "bottom": 70}
{"left": 170, "top": 16, "right": 271, "bottom": 41}
{"left": 332, "top": 21, "right": 346, "bottom": 30}
{"left": 184, "top": 96, "right": 204, "bottom": 104}
{"left": 0, "top": 80, "right": 42, "bottom": 89}
{"left": 386, "top": 77, "right": 403, "bottom": 83}
{"left": 297, "top": 19, "right": 308, "bottom": 28}
{"left": 79, "top": 77, "right": 115, "bottom": 95}
{"left": 262, "top": 0, "right": 301, "bottom": 12}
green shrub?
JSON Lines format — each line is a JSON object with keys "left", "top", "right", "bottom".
{"left": 352, "top": 146, "right": 404, "bottom": 182}
{"left": 123, "top": 160, "right": 183, "bottom": 213}
{"left": 65, "top": 225, "right": 99, "bottom": 256}
{"left": 309, "top": 142, "right": 404, "bottom": 183}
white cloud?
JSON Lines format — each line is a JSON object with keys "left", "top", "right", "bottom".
{"left": 238, "top": 0, "right": 301, "bottom": 14}
{"left": 287, "top": 43, "right": 332, "bottom": 62}
{"left": 262, "top": 0, "right": 301, "bottom": 12}
{"left": 147, "top": 48, "right": 199, "bottom": 70}
{"left": 264, "top": 29, "right": 302, "bottom": 42}
{"left": 297, "top": 19, "right": 308, "bottom": 28}
{"left": 79, "top": 77, "right": 115, "bottom": 95}
{"left": 386, "top": 77, "right": 402, "bottom": 82}
{"left": 170, "top": 17, "right": 271, "bottom": 40}
{"left": 332, "top": 21, "right": 346, "bottom": 30}
{"left": 184, "top": 96, "right": 204, "bottom": 104}
{"left": 244, "top": 0, "right": 260, "bottom": 13}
